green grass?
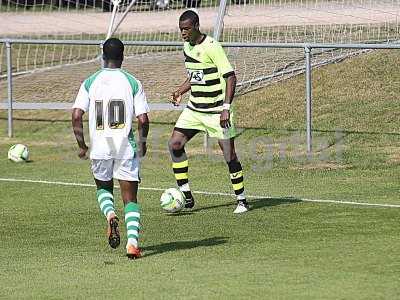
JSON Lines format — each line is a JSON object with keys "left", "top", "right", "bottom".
{"left": 0, "top": 121, "right": 399, "bottom": 299}
{"left": 0, "top": 49, "right": 400, "bottom": 298}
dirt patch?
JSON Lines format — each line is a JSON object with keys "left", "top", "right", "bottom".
{"left": 0, "top": 51, "right": 186, "bottom": 102}
{"left": 1, "top": 3, "right": 399, "bottom": 36}
{"left": 386, "top": 147, "right": 400, "bottom": 165}
{"left": 388, "top": 154, "right": 400, "bottom": 164}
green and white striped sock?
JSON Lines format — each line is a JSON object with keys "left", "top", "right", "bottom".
{"left": 124, "top": 202, "right": 140, "bottom": 248}
{"left": 96, "top": 188, "right": 115, "bottom": 220}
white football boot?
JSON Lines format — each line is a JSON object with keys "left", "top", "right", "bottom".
{"left": 233, "top": 200, "right": 250, "bottom": 214}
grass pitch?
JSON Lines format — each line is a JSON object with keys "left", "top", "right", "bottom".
{"left": 0, "top": 50, "right": 400, "bottom": 299}
{"left": 0, "top": 120, "right": 399, "bottom": 299}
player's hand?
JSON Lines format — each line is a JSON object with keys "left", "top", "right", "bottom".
{"left": 78, "top": 145, "right": 88, "bottom": 160}
{"left": 138, "top": 142, "right": 147, "bottom": 158}
{"left": 171, "top": 90, "right": 182, "bottom": 106}
{"left": 220, "top": 109, "right": 231, "bottom": 128}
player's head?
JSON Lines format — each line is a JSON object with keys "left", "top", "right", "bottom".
{"left": 179, "top": 10, "right": 201, "bottom": 44}
{"left": 103, "top": 38, "right": 124, "bottom": 65}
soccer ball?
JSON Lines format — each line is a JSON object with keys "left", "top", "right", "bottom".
{"left": 8, "top": 144, "right": 29, "bottom": 163}
{"left": 160, "top": 188, "right": 186, "bottom": 213}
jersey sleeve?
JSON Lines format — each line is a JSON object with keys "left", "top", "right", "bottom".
{"left": 72, "top": 82, "right": 90, "bottom": 112}
{"left": 207, "top": 40, "right": 234, "bottom": 77}
{"left": 133, "top": 81, "right": 150, "bottom": 117}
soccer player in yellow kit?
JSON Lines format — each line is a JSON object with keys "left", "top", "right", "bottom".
{"left": 169, "top": 10, "right": 249, "bottom": 214}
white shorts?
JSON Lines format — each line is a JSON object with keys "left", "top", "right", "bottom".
{"left": 91, "top": 158, "right": 140, "bottom": 182}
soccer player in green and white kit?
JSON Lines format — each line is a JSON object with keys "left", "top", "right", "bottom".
{"left": 72, "top": 38, "right": 150, "bottom": 259}
{"left": 169, "top": 10, "right": 250, "bottom": 214}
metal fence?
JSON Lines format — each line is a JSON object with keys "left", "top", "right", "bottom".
{"left": 1, "top": 38, "right": 400, "bottom": 152}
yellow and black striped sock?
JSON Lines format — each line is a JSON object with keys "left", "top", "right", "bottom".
{"left": 172, "top": 160, "right": 193, "bottom": 200}
{"left": 228, "top": 160, "right": 246, "bottom": 201}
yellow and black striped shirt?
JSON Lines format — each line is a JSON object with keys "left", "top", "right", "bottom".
{"left": 183, "top": 35, "right": 234, "bottom": 113}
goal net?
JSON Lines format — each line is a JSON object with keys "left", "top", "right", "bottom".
{"left": 222, "top": 0, "right": 400, "bottom": 94}
{"left": 1, "top": 0, "right": 400, "bottom": 104}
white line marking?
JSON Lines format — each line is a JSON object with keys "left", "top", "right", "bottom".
{"left": 0, "top": 177, "right": 399, "bottom": 208}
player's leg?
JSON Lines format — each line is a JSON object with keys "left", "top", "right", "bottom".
{"left": 169, "top": 108, "right": 202, "bottom": 208}
{"left": 202, "top": 109, "right": 249, "bottom": 214}
{"left": 94, "top": 178, "right": 115, "bottom": 220}
{"left": 92, "top": 159, "right": 120, "bottom": 249}
{"left": 114, "top": 158, "right": 141, "bottom": 259}
{"left": 218, "top": 138, "right": 250, "bottom": 214}
{"left": 168, "top": 127, "right": 199, "bottom": 208}
{"left": 119, "top": 180, "right": 141, "bottom": 259}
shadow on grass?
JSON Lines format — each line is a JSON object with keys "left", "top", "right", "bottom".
{"left": 142, "top": 236, "right": 228, "bottom": 258}
{"left": 250, "top": 197, "right": 302, "bottom": 210}
{"left": 164, "top": 211, "right": 194, "bottom": 216}
{"left": 191, "top": 196, "right": 302, "bottom": 212}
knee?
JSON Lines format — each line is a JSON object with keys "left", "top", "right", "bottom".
{"left": 168, "top": 138, "right": 183, "bottom": 152}
{"left": 168, "top": 138, "right": 185, "bottom": 157}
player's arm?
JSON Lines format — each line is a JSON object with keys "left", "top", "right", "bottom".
{"left": 171, "top": 77, "right": 191, "bottom": 106}
{"left": 224, "top": 72, "right": 237, "bottom": 105}
{"left": 71, "top": 108, "right": 89, "bottom": 159}
{"left": 137, "top": 113, "right": 149, "bottom": 157}
{"left": 134, "top": 81, "right": 150, "bottom": 158}
{"left": 72, "top": 82, "right": 90, "bottom": 159}
{"left": 208, "top": 40, "right": 236, "bottom": 128}
{"left": 220, "top": 72, "right": 237, "bottom": 128}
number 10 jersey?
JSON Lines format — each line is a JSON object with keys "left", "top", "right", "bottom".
{"left": 73, "top": 68, "right": 149, "bottom": 159}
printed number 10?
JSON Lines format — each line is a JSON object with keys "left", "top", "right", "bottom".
{"left": 95, "top": 99, "right": 126, "bottom": 130}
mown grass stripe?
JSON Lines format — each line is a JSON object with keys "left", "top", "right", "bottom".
{"left": 0, "top": 177, "right": 399, "bottom": 208}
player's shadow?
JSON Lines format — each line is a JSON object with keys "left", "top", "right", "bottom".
{"left": 142, "top": 236, "right": 228, "bottom": 258}
{"left": 164, "top": 211, "right": 194, "bottom": 216}
{"left": 191, "top": 196, "right": 302, "bottom": 212}
{"left": 250, "top": 197, "right": 302, "bottom": 210}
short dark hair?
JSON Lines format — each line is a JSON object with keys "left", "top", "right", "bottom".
{"left": 179, "top": 10, "right": 199, "bottom": 25}
{"left": 103, "top": 38, "right": 124, "bottom": 61}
